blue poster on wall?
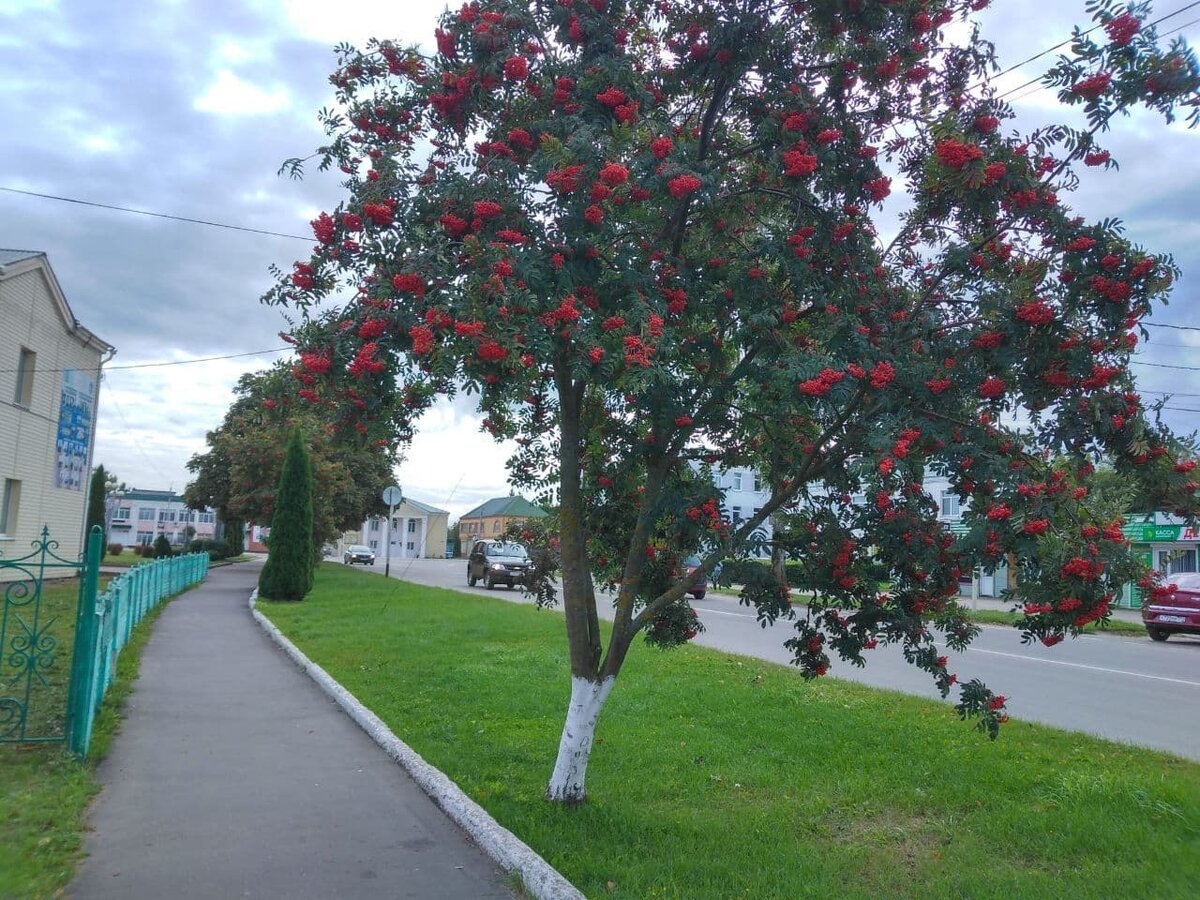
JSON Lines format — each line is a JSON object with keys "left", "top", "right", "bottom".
{"left": 55, "top": 369, "right": 95, "bottom": 491}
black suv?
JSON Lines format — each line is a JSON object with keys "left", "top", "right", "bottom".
{"left": 467, "top": 541, "right": 532, "bottom": 589}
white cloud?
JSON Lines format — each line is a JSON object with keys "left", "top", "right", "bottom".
{"left": 194, "top": 69, "right": 290, "bottom": 115}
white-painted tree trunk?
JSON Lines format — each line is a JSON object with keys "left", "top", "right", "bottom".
{"left": 545, "top": 675, "right": 615, "bottom": 803}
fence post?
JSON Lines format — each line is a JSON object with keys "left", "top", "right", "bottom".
{"left": 66, "top": 526, "right": 104, "bottom": 758}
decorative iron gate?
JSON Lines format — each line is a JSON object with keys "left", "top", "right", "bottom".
{"left": 0, "top": 526, "right": 89, "bottom": 745}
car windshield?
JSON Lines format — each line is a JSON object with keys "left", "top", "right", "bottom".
{"left": 350, "top": 546, "right": 371, "bottom": 553}
{"left": 1171, "top": 572, "right": 1200, "bottom": 591}
{"left": 489, "top": 542, "right": 527, "bottom": 557}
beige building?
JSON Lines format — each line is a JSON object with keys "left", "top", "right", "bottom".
{"left": 458, "top": 495, "right": 548, "bottom": 547}
{"left": 362, "top": 497, "right": 450, "bottom": 559}
{"left": 1, "top": 250, "right": 113, "bottom": 579}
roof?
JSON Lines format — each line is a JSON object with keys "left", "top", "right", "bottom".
{"left": 0, "top": 248, "right": 43, "bottom": 266}
{"left": 405, "top": 497, "right": 448, "bottom": 515}
{"left": 0, "top": 250, "right": 115, "bottom": 354}
{"left": 120, "top": 489, "right": 183, "bottom": 503}
{"left": 460, "top": 496, "right": 548, "bottom": 520}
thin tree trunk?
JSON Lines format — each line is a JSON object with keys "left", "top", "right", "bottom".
{"left": 545, "top": 675, "right": 615, "bottom": 802}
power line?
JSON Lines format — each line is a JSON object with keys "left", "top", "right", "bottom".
{"left": 100, "top": 377, "right": 173, "bottom": 485}
{"left": 0, "top": 346, "right": 291, "bottom": 375}
{"left": 1145, "top": 321, "right": 1200, "bottom": 333}
{"left": 0, "top": 186, "right": 313, "bottom": 242}
{"left": 1131, "top": 360, "right": 1200, "bottom": 372}
{"left": 993, "top": 3, "right": 1200, "bottom": 101}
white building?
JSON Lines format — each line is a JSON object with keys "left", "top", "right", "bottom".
{"left": 1, "top": 250, "right": 113, "bottom": 578}
{"left": 108, "top": 489, "right": 218, "bottom": 548}
{"left": 713, "top": 466, "right": 774, "bottom": 557}
{"left": 362, "top": 497, "right": 450, "bottom": 559}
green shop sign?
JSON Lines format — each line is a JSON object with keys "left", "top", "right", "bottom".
{"left": 1121, "top": 523, "right": 1200, "bottom": 543}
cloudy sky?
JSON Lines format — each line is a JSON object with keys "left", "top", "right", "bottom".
{"left": 2, "top": 0, "right": 1198, "bottom": 521}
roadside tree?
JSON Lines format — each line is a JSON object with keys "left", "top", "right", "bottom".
{"left": 185, "top": 364, "right": 398, "bottom": 555}
{"left": 268, "top": 0, "right": 1200, "bottom": 802}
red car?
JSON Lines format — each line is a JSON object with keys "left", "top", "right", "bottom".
{"left": 1142, "top": 572, "right": 1200, "bottom": 642}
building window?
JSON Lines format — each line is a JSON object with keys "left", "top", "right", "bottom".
{"left": 1159, "top": 549, "right": 1198, "bottom": 575}
{"left": 1, "top": 480, "right": 21, "bottom": 536}
{"left": 493, "top": 520, "right": 501, "bottom": 533}
{"left": 732, "top": 471, "right": 743, "bottom": 491}
{"left": 139, "top": 508, "right": 155, "bottom": 521}
{"left": 113, "top": 507, "right": 131, "bottom": 521}
{"left": 731, "top": 506, "right": 742, "bottom": 523}
{"left": 136, "top": 530, "right": 153, "bottom": 545}
{"left": 158, "top": 510, "right": 175, "bottom": 522}
{"left": 13, "top": 348, "right": 35, "bottom": 407}
{"left": 406, "top": 541, "right": 415, "bottom": 551}
{"left": 407, "top": 519, "right": 417, "bottom": 533}
{"left": 370, "top": 520, "right": 380, "bottom": 532}
{"left": 940, "top": 491, "right": 961, "bottom": 519}
{"left": 747, "top": 473, "right": 757, "bottom": 492}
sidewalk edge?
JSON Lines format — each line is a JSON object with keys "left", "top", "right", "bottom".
{"left": 248, "top": 590, "right": 585, "bottom": 900}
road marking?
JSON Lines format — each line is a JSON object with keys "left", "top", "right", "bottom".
{"left": 694, "top": 607, "right": 758, "bottom": 619}
{"left": 967, "top": 647, "right": 1200, "bottom": 687}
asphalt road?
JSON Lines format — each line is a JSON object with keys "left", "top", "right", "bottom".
{"left": 356, "top": 556, "right": 1200, "bottom": 762}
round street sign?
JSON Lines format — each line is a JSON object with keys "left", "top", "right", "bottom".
{"left": 382, "top": 485, "right": 403, "bottom": 506}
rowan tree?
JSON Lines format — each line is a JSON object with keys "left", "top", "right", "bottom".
{"left": 268, "top": 0, "right": 1200, "bottom": 802}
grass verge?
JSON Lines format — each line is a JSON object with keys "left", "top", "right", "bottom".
{"left": 0, "top": 579, "right": 173, "bottom": 899}
{"left": 259, "top": 566, "right": 1200, "bottom": 900}
{"left": 965, "top": 608, "right": 1148, "bottom": 637}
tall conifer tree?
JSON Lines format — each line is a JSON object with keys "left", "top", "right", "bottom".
{"left": 258, "top": 430, "right": 315, "bottom": 600}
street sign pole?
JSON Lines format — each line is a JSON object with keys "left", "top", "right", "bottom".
{"left": 385, "top": 503, "right": 395, "bottom": 578}
{"left": 381, "top": 485, "right": 403, "bottom": 579}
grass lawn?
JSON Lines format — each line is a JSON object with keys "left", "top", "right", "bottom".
{"left": 101, "top": 549, "right": 150, "bottom": 567}
{"left": 259, "top": 566, "right": 1200, "bottom": 900}
{"left": 709, "top": 586, "right": 1150, "bottom": 638}
{"left": 966, "top": 608, "right": 1148, "bottom": 637}
{"left": 0, "top": 577, "right": 168, "bottom": 899}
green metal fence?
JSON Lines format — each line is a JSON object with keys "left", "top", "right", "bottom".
{"left": 66, "top": 527, "right": 209, "bottom": 757}
{"left": 2, "top": 525, "right": 208, "bottom": 757}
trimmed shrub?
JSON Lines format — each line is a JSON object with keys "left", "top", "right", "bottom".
{"left": 258, "top": 429, "right": 314, "bottom": 601}
{"left": 189, "top": 538, "right": 231, "bottom": 561}
{"left": 107, "top": 543, "right": 124, "bottom": 556}
{"left": 153, "top": 534, "right": 173, "bottom": 559}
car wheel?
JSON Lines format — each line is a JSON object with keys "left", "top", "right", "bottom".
{"left": 690, "top": 590, "right": 706, "bottom": 600}
{"left": 486, "top": 574, "right": 496, "bottom": 590}
{"left": 468, "top": 570, "right": 477, "bottom": 587}
{"left": 1147, "top": 626, "right": 1170, "bottom": 642}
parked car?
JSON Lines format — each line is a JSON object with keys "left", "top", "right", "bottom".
{"left": 1142, "top": 572, "right": 1200, "bottom": 641}
{"left": 467, "top": 541, "right": 532, "bottom": 589}
{"left": 343, "top": 544, "right": 375, "bottom": 565}
{"left": 683, "top": 555, "right": 707, "bottom": 600}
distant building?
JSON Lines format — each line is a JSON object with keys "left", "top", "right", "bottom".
{"left": 108, "top": 489, "right": 218, "bottom": 548}
{"left": 458, "top": 495, "right": 548, "bottom": 546}
{"left": 363, "top": 497, "right": 450, "bottom": 559}
{"left": 713, "top": 467, "right": 773, "bottom": 557}
{"left": 1, "top": 250, "right": 113, "bottom": 578}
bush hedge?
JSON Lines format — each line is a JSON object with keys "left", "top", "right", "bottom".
{"left": 107, "top": 543, "right": 124, "bottom": 556}
{"left": 188, "top": 538, "right": 232, "bottom": 561}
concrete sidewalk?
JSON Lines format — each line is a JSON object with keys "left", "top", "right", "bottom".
{"left": 71, "top": 562, "right": 513, "bottom": 899}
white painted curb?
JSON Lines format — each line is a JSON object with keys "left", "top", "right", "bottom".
{"left": 248, "top": 590, "right": 585, "bottom": 900}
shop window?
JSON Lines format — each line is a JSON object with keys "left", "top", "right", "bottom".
{"left": 1159, "top": 549, "right": 1197, "bottom": 575}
